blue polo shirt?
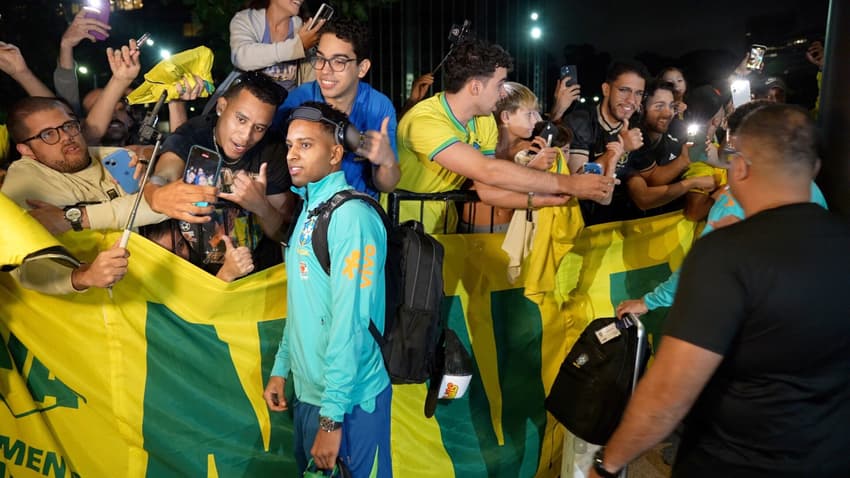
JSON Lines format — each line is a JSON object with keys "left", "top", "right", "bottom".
{"left": 275, "top": 81, "right": 398, "bottom": 198}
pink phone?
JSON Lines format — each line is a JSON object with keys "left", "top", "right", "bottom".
{"left": 83, "top": 0, "right": 110, "bottom": 41}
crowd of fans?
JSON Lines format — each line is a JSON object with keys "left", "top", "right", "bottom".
{"left": 0, "top": 3, "right": 836, "bottom": 476}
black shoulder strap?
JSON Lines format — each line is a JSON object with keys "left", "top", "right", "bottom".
{"left": 310, "top": 189, "right": 389, "bottom": 276}
{"left": 310, "top": 190, "right": 390, "bottom": 346}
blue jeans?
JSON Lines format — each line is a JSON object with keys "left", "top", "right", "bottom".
{"left": 293, "top": 385, "right": 392, "bottom": 477}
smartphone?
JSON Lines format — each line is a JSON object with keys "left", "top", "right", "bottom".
{"left": 184, "top": 145, "right": 222, "bottom": 206}
{"left": 539, "top": 121, "right": 559, "bottom": 147}
{"left": 730, "top": 79, "right": 751, "bottom": 109}
{"left": 582, "top": 162, "right": 603, "bottom": 175}
{"left": 83, "top": 0, "right": 110, "bottom": 41}
{"left": 746, "top": 44, "right": 767, "bottom": 71}
{"left": 560, "top": 65, "right": 578, "bottom": 86}
{"left": 308, "top": 3, "right": 334, "bottom": 30}
{"left": 102, "top": 149, "right": 140, "bottom": 194}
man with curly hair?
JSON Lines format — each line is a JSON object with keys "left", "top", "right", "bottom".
{"left": 395, "top": 38, "right": 615, "bottom": 233}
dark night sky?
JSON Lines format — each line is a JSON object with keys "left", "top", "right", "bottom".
{"left": 538, "top": 0, "right": 829, "bottom": 58}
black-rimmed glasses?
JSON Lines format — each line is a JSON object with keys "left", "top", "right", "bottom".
{"left": 21, "top": 120, "right": 82, "bottom": 145}
{"left": 309, "top": 55, "right": 358, "bottom": 72}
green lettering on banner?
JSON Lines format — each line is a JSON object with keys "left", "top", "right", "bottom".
{"left": 43, "top": 450, "right": 66, "bottom": 477}
{"left": 608, "top": 263, "right": 672, "bottom": 348}
{"left": 5, "top": 334, "right": 85, "bottom": 414}
{"left": 0, "top": 435, "right": 25, "bottom": 465}
{"left": 25, "top": 445, "right": 43, "bottom": 471}
{"left": 436, "top": 290, "right": 546, "bottom": 477}
{"left": 142, "top": 304, "right": 295, "bottom": 477}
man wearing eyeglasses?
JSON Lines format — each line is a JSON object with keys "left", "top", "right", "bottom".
{"left": 273, "top": 18, "right": 399, "bottom": 199}
{"left": 0, "top": 97, "right": 155, "bottom": 293}
{"left": 2, "top": 97, "right": 168, "bottom": 234}
{"left": 563, "top": 60, "right": 649, "bottom": 224}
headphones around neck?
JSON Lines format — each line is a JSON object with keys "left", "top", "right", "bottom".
{"left": 288, "top": 105, "right": 362, "bottom": 152}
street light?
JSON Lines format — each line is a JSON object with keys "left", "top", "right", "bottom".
{"left": 530, "top": 12, "right": 539, "bottom": 21}
{"left": 77, "top": 65, "right": 97, "bottom": 89}
{"left": 530, "top": 26, "right": 542, "bottom": 40}
{"left": 145, "top": 38, "right": 154, "bottom": 47}
{"left": 160, "top": 49, "right": 171, "bottom": 59}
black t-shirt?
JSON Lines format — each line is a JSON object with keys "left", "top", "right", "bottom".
{"left": 566, "top": 105, "right": 638, "bottom": 225}
{"left": 664, "top": 203, "right": 850, "bottom": 477}
{"left": 627, "top": 132, "right": 683, "bottom": 173}
{"left": 161, "top": 113, "right": 292, "bottom": 273}
{"left": 565, "top": 104, "right": 623, "bottom": 162}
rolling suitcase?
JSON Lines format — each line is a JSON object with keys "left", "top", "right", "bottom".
{"left": 546, "top": 314, "right": 649, "bottom": 476}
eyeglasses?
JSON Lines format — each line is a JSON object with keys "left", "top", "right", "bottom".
{"left": 21, "top": 120, "right": 82, "bottom": 145}
{"left": 309, "top": 55, "right": 358, "bottom": 72}
{"left": 616, "top": 86, "right": 645, "bottom": 99}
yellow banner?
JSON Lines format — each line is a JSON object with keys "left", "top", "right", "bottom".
{"left": 0, "top": 209, "right": 696, "bottom": 477}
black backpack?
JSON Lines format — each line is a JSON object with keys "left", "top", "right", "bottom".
{"left": 545, "top": 315, "right": 650, "bottom": 444}
{"left": 309, "top": 190, "right": 446, "bottom": 385}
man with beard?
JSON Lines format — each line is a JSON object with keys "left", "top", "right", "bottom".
{"left": 2, "top": 97, "right": 167, "bottom": 235}
{"left": 144, "top": 71, "right": 292, "bottom": 275}
{"left": 621, "top": 80, "right": 715, "bottom": 216}
{"left": 563, "top": 60, "right": 649, "bottom": 224}
{"left": 1, "top": 97, "right": 156, "bottom": 294}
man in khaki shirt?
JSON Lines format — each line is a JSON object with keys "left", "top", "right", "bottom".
{"left": 2, "top": 97, "right": 167, "bottom": 235}
{"left": 0, "top": 97, "right": 155, "bottom": 294}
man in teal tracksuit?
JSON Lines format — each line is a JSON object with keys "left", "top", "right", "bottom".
{"left": 264, "top": 101, "right": 393, "bottom": 477}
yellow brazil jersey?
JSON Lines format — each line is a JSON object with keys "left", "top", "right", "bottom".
{"left": 394, "top": 93, "right": 498, "bottom": 233}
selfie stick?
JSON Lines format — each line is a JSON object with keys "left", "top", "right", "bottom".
{"left": 432, "top": 20, "right": 471, "bottom": 74}
{"left": 138, "top": 90, "right": 168, "bottom": 144}
{"left": 118, "top": 137, "right": 162, "bottom": 249}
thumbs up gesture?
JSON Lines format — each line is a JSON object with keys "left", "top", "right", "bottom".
{"left": 216, "top": 235, "right": 255, "bottom": 282}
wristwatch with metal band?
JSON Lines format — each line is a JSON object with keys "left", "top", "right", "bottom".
{"left": 318, "top": 416, "right": 342, "bottom": 432}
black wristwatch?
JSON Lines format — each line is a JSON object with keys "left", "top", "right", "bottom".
{"left": 593, "top": 448, "right": 621, "bottom": 478}
{"left": 318, "top": 416, "right": 342, "bottom": 432}
{"left": 63, "top": 206, "right": 84, "bottom": 231}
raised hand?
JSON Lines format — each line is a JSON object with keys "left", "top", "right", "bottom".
{"left": 218, "top": 163, "right": 269, "bottom": 214}
{"left": 216, "top": 236, "right": 255, "bottom": 282}
{"left": 106, "top": 40, "right": 141, "bottom": 83}
{"left": 61, "top": 9, "right": 110, "bottom": 48}
{"left": 355, "top": 116, "right": 395, "bottom": 169}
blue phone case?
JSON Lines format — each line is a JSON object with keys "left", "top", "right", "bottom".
{"left": 583, "top": 162, "right": 603, "bottom": 175}
{"left": 102, "top": 149, "right": 140, "bottom": 194}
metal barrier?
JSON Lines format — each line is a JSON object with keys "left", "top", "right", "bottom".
{"left": 386, "top": 189, "right": 508, "bottom": 234}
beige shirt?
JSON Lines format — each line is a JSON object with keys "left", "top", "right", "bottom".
{"left": 0, "top": 147, "right": 167, "bottom": 230}
{"left": 1, "top": 147, "right": 167, "bottom": 295}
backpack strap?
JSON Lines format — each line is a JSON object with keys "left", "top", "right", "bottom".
{"left": 310, "top": 189, "right": 389, "bottom": 275}
{"left": 309, "top": 189, "right": 391, "bottom": 347}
